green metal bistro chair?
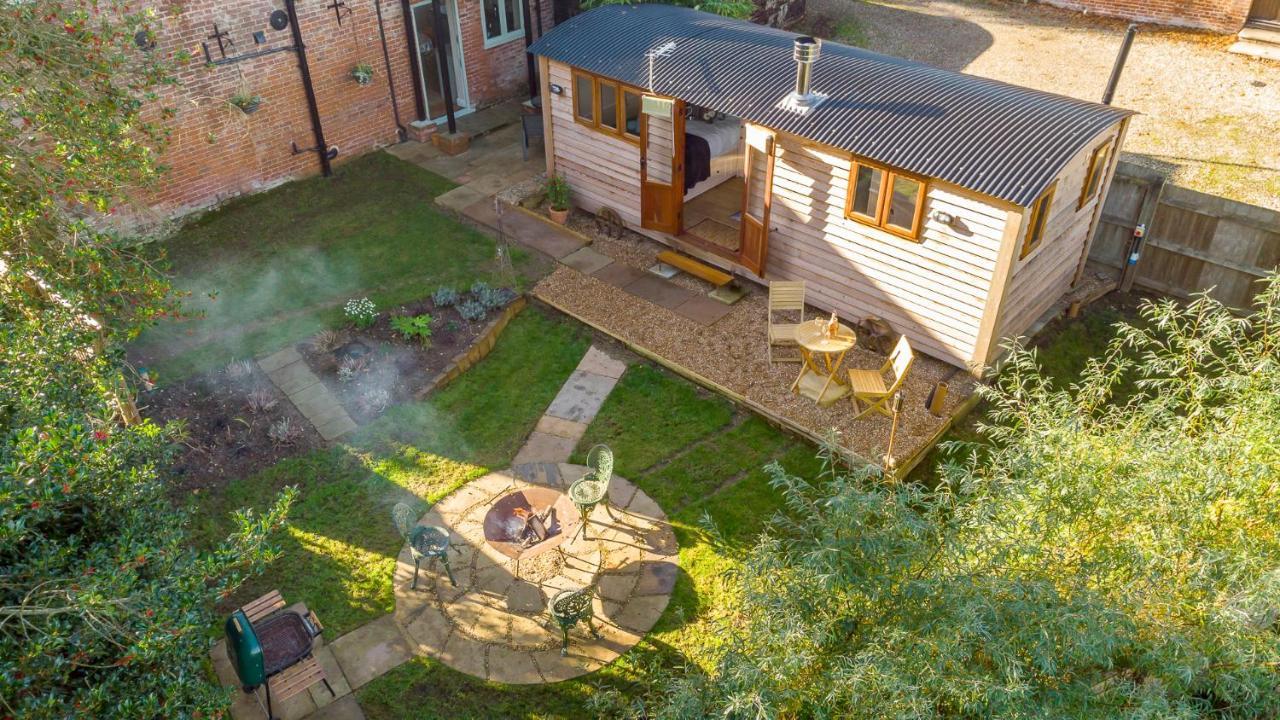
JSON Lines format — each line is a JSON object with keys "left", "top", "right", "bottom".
{"left": 547, "top": 587, "right": 600, "bottom": 656}
{"left": 569, "top": 444, "right": 615, "bottom": 540}
{"left": 392, "top": 502, "right": 456, "bottom": 590}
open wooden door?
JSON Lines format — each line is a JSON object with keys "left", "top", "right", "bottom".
{"left": 739, "top": 124, "right": 776, "bottom": 276}
{"left": 639, "top": 96, "right": 685, "bottom": 234}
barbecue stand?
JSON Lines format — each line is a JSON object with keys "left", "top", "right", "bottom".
{"left": 224, "top": 595, "right": 334, "bottom": 720}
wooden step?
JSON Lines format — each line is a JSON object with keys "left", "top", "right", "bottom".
{"left": 655, "top": 250, "right": 733, "bottom": 287}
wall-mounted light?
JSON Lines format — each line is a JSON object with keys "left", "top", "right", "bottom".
{"left": 549, "top": 83, "right": 564, "bottom": 95}
{"left": 931, "top": 210, "right": 954, "bottom": 225}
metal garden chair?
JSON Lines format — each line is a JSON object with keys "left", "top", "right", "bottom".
{"left": 547, "top": 587, "right": 600, "bottom": 656}
{"left": 569, "top": 444, "right": 615, "bottom": 540}
{"left": 392, "top": 502, "right": 456, "bottom": 590}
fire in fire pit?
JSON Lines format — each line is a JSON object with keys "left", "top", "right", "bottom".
{"left": 483, "top": 487, "right": 579, "bottom": 561}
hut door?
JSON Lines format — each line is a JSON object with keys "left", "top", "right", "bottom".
{"left": 639, "top": 97, "right": 685, "bottom": 234}
{"left": 739, "top": 124, "right": 776, "bottom": 276}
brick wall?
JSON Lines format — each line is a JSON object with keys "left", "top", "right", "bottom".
{"left": 141, "top": 0, "right": 551, "bottom": 220}
{"left": 1038, "top": 0, "right": 1252, "bottom": 32}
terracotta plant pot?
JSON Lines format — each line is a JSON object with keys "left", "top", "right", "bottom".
{"left": 548, "top": 207, "right": 570, "bottom": 224}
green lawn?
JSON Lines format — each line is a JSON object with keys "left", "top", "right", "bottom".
{"left": 134, "top": 151, "right": 538, "bottom": 380}
{"left": 357, "top": 361, "right": 824, "bottom": 719}
{"left": 193, "top": 308, "right": 590, "bottom": 635}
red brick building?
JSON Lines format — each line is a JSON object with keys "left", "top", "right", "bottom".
{"left": 1038, "top": 0, "right": 1258, "bottom": 33}
{"left": 145, "top": 0, "right": 554, "bottom": 218}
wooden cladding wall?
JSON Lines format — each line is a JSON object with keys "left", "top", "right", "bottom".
{"left": 763, "top": 133, "right": 1010, "bottom": 367}
{"left": 548, "top": 61, "right": 643, "bottom": 225}
{"left": 997, "top": 124, "right": 1123, "bottom": 342}
{"left": 1091, "top": 161, "right": 1280, "bottom": 310}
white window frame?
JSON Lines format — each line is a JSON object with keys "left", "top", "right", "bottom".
{"left": 481, "top": 0, "right": 524, "bottom": 48}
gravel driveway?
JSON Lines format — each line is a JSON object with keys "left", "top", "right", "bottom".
{"left": 802, "top": 0, "right": 1280, "bottom": 210}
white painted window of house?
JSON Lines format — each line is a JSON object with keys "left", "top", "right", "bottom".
{"left": 483, "top": 0, "right": 524, "bottom": 47}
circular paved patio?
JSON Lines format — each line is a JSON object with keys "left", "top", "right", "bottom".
{"left": 394, "top": 462, "right": 678, "bottom": 684}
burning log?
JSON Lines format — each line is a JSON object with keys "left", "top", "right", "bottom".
{"left": 511, "top": 506, "right": 557, "bottom": 548}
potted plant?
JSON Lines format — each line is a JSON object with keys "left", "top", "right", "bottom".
{"left": 351, "top": 63, "right": 374, "bottom": 86}
{"left": 229, "top": 92, "right": 262, "bottom": 115}
{"left": 545, "top": 174, "right": 571, "bottom": 224}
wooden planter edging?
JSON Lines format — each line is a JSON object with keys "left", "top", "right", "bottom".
{"left": 529, "top": 295, "right": 877, "bottom": 469}
{"left": 889, "top": 389, "right": 984, "bottom": 481}
{"left": 416, "top": 295, "right": 528, "bottom": 398}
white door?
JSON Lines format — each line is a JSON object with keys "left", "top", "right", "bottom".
{"left": 410, "top": 0, "right": 469, "bottom": 120}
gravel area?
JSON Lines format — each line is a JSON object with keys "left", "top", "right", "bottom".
{"left": 802, "top": 0, "right": 1280, "bottom": 210}
{"left": 532, "top": 241, "right": 978, "bottom": 467}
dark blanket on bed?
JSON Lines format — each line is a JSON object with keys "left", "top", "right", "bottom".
{"left": 684, "top": 132, "right": 711, "bottom": 191}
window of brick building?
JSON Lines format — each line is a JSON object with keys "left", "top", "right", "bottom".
{"left": 483, "top": 0, "right": 523, "bottom": 47}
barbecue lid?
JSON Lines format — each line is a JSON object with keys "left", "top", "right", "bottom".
{"left": 224, "top": 610, "right": 266, "bottom": 689}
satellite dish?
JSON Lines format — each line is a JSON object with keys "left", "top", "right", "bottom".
{"left": 269, "top": 9, "right": 290, "bottom": 30}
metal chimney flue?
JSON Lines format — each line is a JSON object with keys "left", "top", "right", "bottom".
{"left": 781, "top": 36, "right": 824, "bottom": 114}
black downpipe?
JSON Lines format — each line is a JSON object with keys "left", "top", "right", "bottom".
{"left": 1102, "top": 23, "right": 1137, "bottom": 105}
{"left": 400, "top": 0, "right": 427, "bottom": 120}
{"left": 374, "top": 0, "right": 407, "bottom": 139}
{"left": 285, "top": 0, "right": 332, "bottom": 176}
{"left": 522, "top": 0, "right": 536, "bottom": 99}
{"left": 534, "top": 0, "right": 543, "bottom": 37}
{"left": 431, "top": 0, "right": 457, "bottom": 134}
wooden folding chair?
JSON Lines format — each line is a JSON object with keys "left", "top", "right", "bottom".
{"left": 767, "top": 281, "right": 806, "bottom": 366}
{"left": 847, "top": 334, "right": 914, "bottom": 419}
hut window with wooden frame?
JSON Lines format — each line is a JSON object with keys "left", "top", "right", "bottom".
{"left": 1021, "top": 182, "right": 1056, "bottom": 259}
{"left": 1078, "top": 138, "right": 1114, "bottom": 209}
{"left": 844, "top": 159, "right": 927, "bottom": 241}
{"left": 571, "top": 70, "right": 642, "bottom": 143}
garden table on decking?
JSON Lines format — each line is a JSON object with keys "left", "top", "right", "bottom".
{"left": 790, "top": 318, "right": 856, "bottom": 406}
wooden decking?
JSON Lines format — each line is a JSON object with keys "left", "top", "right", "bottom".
{"left": 530, "top": 222, "right": 982, "bottom": 473}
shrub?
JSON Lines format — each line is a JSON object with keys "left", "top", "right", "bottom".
{"left": 266, "top": 417, "right": 301, "bottom": 446}
{"left": 358, "top": 387, "right": 391, "bottom": 414}
{"left": 457, "top": 299, "right": 487, "bottom": 322}
{"left": 476, "top": 286, "right": 516, "bottom": 310}
{"left": 336, "top": 356, "right": 366, "bottom": 383}
{"left": 545, "top": 174, "right": 571, "bottom": 211}
{"left": 390, "top": 314, "right": 433, "bottom": 345}
{"left": 343, "top": 297, "right": 377, "bottom": 329}
{"left": 432, "top": 286, "right": 460, "bottom": 307}
{"left": 224, "top": 358, "right": 254, "bottom": 380}
{"left": 245, "top": 387, "right": 278, "bottom": 414}
{"left": 310, "top": 329, "right": 343, "bottom": 353}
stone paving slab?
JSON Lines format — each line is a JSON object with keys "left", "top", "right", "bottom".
{"left": 268, "top": 360, "right": 322, "bottom": 396}
{"left": 623, "top": 274, "right": 696, "bottom": 310}
{"left": 577, "top": 346, "right": 628, "bottom": 379}
{"left": 512, "top": 431, "right": 578, "bottom": 465}
{"left": 308, "top": 645, "right": 352, "bottom": 708}
{"left": 435, "top": 184, "right": 487, "bottom": 213}
{"left": 461, "top": 198, "right": 500, "bottom": 232}
{"left": 545, "top": 369, "right": 618, "bottom": 424}
{"left": 534, "top": 415, "right": 589, "bottom": 441}
{"left": 328, "top": 615, "right": 413, "bottom": 691}
{"left": 591, "top": 260, "right": 648, "bottom": 288}
{"left": 560, "top": 246, "right": 614, "bottom": 275}
{"left": 502, "top": 209, "right": 585, "bottom": 259}
{"left": 259, "top": 346, "right": 302, "bottom": 373}
{"left": 315, "top": 414, "right": 358, "bottom": 441}
{"left": 672, "top": 293, "right": 735, "bottom": 326}
{"left": 309, "top": 696, "right": 366, "bottom": 720}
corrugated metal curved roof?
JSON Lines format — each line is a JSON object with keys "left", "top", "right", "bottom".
{"left": 528, "top": 4, "right": 1133, "bottom": 207}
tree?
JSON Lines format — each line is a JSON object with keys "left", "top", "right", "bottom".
{"left": 658, "top": 278, "right": 1280, "bottom": 719}
{"left": 2, "top": 3, "right": 295, "bottom": 717}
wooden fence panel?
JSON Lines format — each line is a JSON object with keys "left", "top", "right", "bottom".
{"left": 1089, "top": 161, "right": 1280, "bottom": 309}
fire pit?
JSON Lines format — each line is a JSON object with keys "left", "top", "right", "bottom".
{"left": 483, "top": 487, "right": 579, "bottom": 578}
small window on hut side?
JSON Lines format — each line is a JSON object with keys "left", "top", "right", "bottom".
{"left": 622, "top": 89, "right": 642, "bottom": 138}
{"left": 598, "top": 82, "right": 618, "bottom": 131}
{"left": 1021, "top": 183, "right": 1056, "bottom": 259}
{"left": 1078, "top": 138, "right": 1113, "bottom": 209}
{"left": 845, "top": 159, "right": 927, "bottom": 241}
{"left": 573, "top": 73, "right": 594, "bottom": 124}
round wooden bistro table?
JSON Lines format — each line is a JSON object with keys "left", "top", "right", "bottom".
{"left": 790, "top": 318, "right": 857, "bottom": 406}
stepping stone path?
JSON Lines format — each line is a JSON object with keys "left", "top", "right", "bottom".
{"left": 212, "top": 344, "right": 672, "bottom": 719}
{"left": 513, "top": 346, "right": 627, "bottom": 465}
{"left": 258, "top": 346, "right": 357, "bottom": 441}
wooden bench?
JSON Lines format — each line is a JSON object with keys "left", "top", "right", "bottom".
{"left": 656, "top": 250, "right": 733, "bottom": 287}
